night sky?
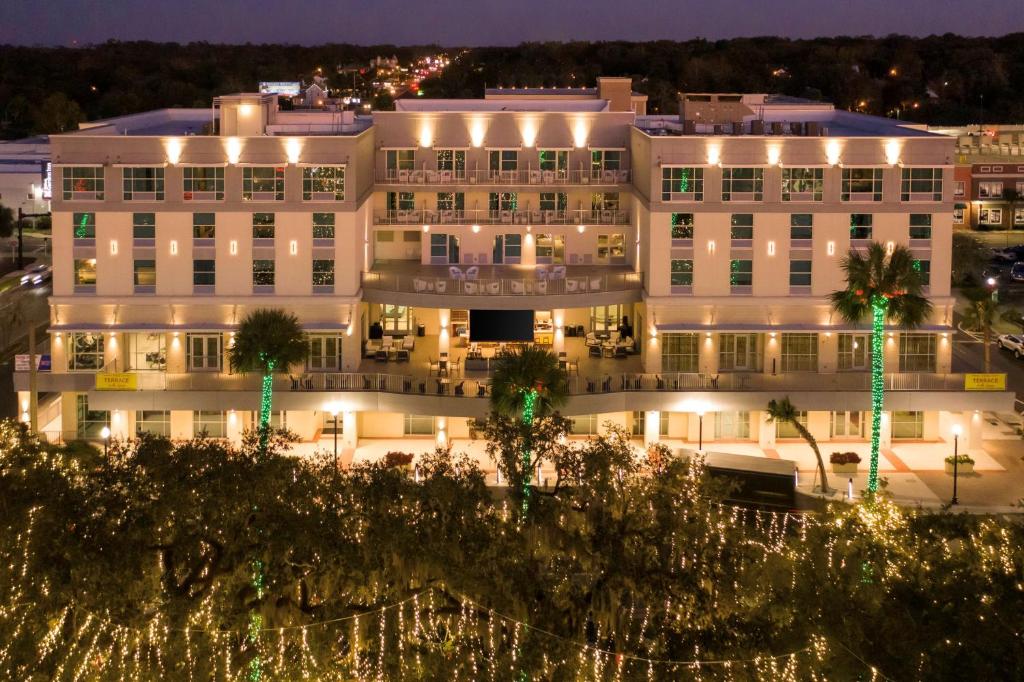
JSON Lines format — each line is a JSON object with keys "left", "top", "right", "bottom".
{"left": 1, "top": 0, "right": 1022, "bottom": 45}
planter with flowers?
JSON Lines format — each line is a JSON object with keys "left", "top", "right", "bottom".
{"left": 944, "top": 453, "right": 974, "bottom": 475}
{"left": 830, "top": 451, "right": 861, "bottom": 474}
{"left": 384, "top": 451, "right": 415, "bottom": 473}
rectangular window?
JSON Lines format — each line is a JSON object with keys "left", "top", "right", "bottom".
{"left": 183, "top": 167, "right": 224, "bottom": 201}
{"left": 842, "top": 168, "right": 883, "bottom": 202}
{"left": 730, "top": 213, "right": 754, "bottom": 240}
{"left": 136, "top": 410, "right": 171, "bottom": 437}
{"left": 978, "top": 181, "right": 1003, "bottom": 199}
{"left": 776, "top": 410, "right": 809, "bottom": 439}
{"left": 62, "top": 166, "right": 105, "bottom": 200}
{"left": 133, "top": 259, "right": 156, "bottom": 289}
{"left": 714, "top": 411, "right": 751, "bottom": 439}
{"left": 661, "top": 333, "right": 699, "bottom": 372}
{"left": 837, "top": 333, "right": 870, "bottom": 370}
{"left": 718, "top": 334, "right": 761, "bottom": 372}
{"left": 790, "top": 213, "right": 813, "bottom": 240}
{"left": 979, "top": 207, "right": 1003, "bottom": 225}
{"left": 132, "top": 212, "right": 156, "bottom": 239}
{"left": 436, "top": 149, "right": 466, "bottom": 175}
{"left": 539, "top": 192, "right": 567, "bottom": 212}
{"left": 891, "top": 411, "right": 924, "bottom": 439}
{"left": 192, "top": 212, "right": 215, "bottom": 239}
{"left": 488, "top": 150, "right": 518, "bottom": 173}
{"left": 789, "top": 260, "right": 812, "bottom": 286}
{"left": 386, "top": 150, "right": 415, "bottom": 171}
{"left": 831, "top": 411, "right": 865, "bottom": 438}
{"left": 122, "top": 167, "right": 164, "bottom": 200}
{"left": 591, "top": 150, "right": 621, "bottom": 172}
{"left": 631, "top": 410, "right": 668, "bottom": 437}
{"left": 252, "top": 212, "right": 275, "bottom": 239}
{"left": 74, "top": 258, "right": 97, "bottom": 288}
{"left": 187, "top": 334, "right": 221, "bottom": 371}
{"left": 781, "top": 167, "right": 823, "bottom": 201}
{"left": 953, "top": 181, "right": 965, "bottom": 198}
{"left": 488, "top": 192, "right": 518, "bottom": 212}
{"left": 308, "top": 334, "right": 342, "bottom": 372}
{"left": 252, "top": 259, "right": 275, "bottom": 287}
{"left": 539, "top": 150, "right": 568, "bottom": 175}
{"left": 898, "top": 333, "right": 936, "bottom": 372}
{"left": 126, "top": 332, "right": 166, "bottom": 371}
{"left": 670, "top": 259, "right": 693, "bottom": 286}
{"left": 436, "top": 192, "right": 465, "bottom": 211}
{"left": 76, "top": 395, "right": 109, "bottom": 439}
{"left": 850, "top": 214, "right": 873, "bottom": 240}
{"left": 72, "top": 212, "right": 96, "bottom": 239}
{"left": 591, "top": 192, "right": 620, "bottom": 211}
{"left": 901, "top": 167, "right": 943, "bottom": 201}
{"left": 302, "top": 166, "right": 345, "bottom": 201}
{"left": 404, "top": 414, "right": 435, "bottom": 435}
{"left": 242, "top": 167, "right": 285, "bottom": 201}
{"left": 729, "top": 259, "right": 753, "bottom": 287}
{"left": 596, "top": 233, "right": 624, "bottom": 262}
{"left": 386, "top": 191, "right": 416, "bottom": 211}
{"left": 193, "top": 259, "right": 215, "bottom": 286}
{"left": 671, "top": 213, "right": 694, "bottom": 239}
{"left": 193, "top": 411, "right": 227, "bottom": 438}
{"left": 312, "top": 212, "right": 335, "bottom": 239}
{"left": 909, "top": 214, "right": 932, "bottom": 240}
{"left": 721, "top": 167, "right": 763, "bottom": 201}
{"left": 953, "top": 205, "right": 965, "bottom": 225}
{"left": 661, "top": 167, "right": 703, "bottom": 202}
{"left": 312, "top": 259, "right": 335, "bottom": 286}
{"left": 68, "top": 332, "right": 104, "bottom": 371}
{"left": 570, "top": 414, "right": 600, "bottom": 436}
{"left": 781, "top": 333, "right": 818, "bottom": 372}
{"left": 1015, "top": 208, "right": 1024, "bottom": 226}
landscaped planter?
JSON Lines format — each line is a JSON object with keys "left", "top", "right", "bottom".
{"left": 944, "top": 461, "right": 974, "bottom": 475}
{"left": 831, "top": 463, "right": 860, "bottom": 474}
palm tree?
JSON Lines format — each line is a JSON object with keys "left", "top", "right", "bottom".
{"left": 229, "top": 309, "right": 308, "bottom": 454}
{"left": 961, "top": 287, "right": 1000, "bottom": 371}
{"left": 765, "top": 397, "right": 829, "bottom": 494}
{"left": 829, "top": 243, "right": 931, "bottom": 494}
{"left": 490, "top": 345, "right": 569, "bottom": 509}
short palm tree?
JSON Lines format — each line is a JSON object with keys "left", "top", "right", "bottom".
{"left": 961, "top": 287, "right": 1000, "bottom": 371}
{"left": 829, "top": 242, "right": 931, "bottom": 494}
{"left": 490, "top": 345, "right": 569, "bottom": 509}
{"left": 229, "top": 309, "right": 308, "bottom": 454}
{"left": 765, "top": 397, "right": 829, "bottom": 494}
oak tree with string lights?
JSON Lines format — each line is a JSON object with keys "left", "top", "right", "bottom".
{"left": 828, "top": 242, "right": 931, "bottom": 494}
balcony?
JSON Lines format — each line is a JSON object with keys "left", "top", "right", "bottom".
{"left": 373, "top": 208, "right": 630, "bottom": 226}
{"left": 375, "top": 168, "right": 630, "bottom": 187}
{"left": 360, "top": 263, "right": 643, "bottom": 306}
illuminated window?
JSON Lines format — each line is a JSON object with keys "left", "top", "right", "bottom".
{"left": 72, "top": 212, "right": 96, "bottom": 239}
{"left": 252, "top": 212, "right": 275, "bottom": 239}
{"left": 670, "top": 259, "right": 693, "bottom": 286}
{"left": 842, "top": 168, "right": 883, "bottom": 202}
{"left": 192, "top": 213, "right": 216, "bottom": 239}
{"left": 183, "top": 166, "right": 224, "bottom": 200}
{"left": 132, "top": 212, "right": 155, "bottom": 239}
{"left": 252, "top": 259, "right": 275, "bottom": 287}
{"left": 781, "top": 333, "right": 818, "bottom": 372}
{"left": 312, "top": 259, "right": 335, "bottom": 287}
{"left": 850, "top": 214, "right": 873, "bottom": 240}
{"left": 662, "top": 167, "right": 703, "bottom": 202}
{"left": 122, "top": 167, "right": 164, "bottom": 200}
{"left": 671, "top": 213, "right": 694, "bottom": 239}
{"left": 303, "top": 166, "right": 345, "bottom": 201}
{"left": 62, "top": 166, "right": 104, "bottom": 200}
{"left": 68, "top": 333, "right": 104, "bottom": 371}
{"left": 781, "top": 167, "right": 823, "bottom": 201}
{"left": 721, "top": 167, "right": 763, "bottom": 201}
{"left": 312, "top": 213, "right": 335, "bottom": 239}
{"left": 242, "top": 167, "right": 285, "bottom": 201}
{"left": 661, "top": 333, "right": 699, "bottom": 372}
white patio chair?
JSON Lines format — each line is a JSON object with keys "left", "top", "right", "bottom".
{"left": 463, "top": 281, "right": 479, "bottom": 294}
{"left": 465, "top": 266, "right": 479, "bottom": 280}
{"left": 487, "top": 281, "right": 501, "bottom": 295}
{"left": 448, "top": 266, "right": 464, "bottom": 280}
{"left": 435, "top": 279, "right": 447, "bottom": 293}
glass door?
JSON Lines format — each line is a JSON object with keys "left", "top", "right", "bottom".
{"left": 536, "top": 234, "right": 565, "bottom": 264}
{"left": 830, "top": 411, "right": 864, "bottom": 438}
{"left": 430, "top": 234, "right": 460, "bottom": 264}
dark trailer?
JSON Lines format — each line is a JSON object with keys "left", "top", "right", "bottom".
{"left": 679, "top": 449, "right": 797, "bottom": 509}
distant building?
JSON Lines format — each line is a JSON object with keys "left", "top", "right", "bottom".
{"left": 0, "top": 136, "right": 50, "bottom": 214}
{"left": 485, "top": 77, "right": 648, "bottom": 115}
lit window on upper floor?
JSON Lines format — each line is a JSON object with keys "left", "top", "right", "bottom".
{"left": 303, "top": 166, "right": 345, "bottom": 201}
{"left": 842, "top": 168, "right": 883, "bottom": 202}
{"left": 243, "top": 167, "right": 285, "bottom": 201}
{"left": 661, "top": 167, "right": 703, "bottom": 202}
{"left": 721, "top": 168, "right": 763, "bottom": 202}
{"left": 73, "top": 212, "right": 96, "bottom": 239}
{"left": 909, "top": 214, "right": 932, "bottom": 240}
{"left": 122, "top": 167, "right": 165, "bottom": 201}
{"left": 312, "top": 213, "right": 335, "bottom": 239}
{"left": 790, "top": 214, "right": 813, "bottom": 241}
{"left": 901, "top": 168, "right": 943, "bottom": 202}
{"left": 62, "top": 167, "right": 104, "bottom": 201}
{"left": 183, "top": 167, "right": 224, "bottom": 201}
{"left": 781, "top": 168, "right": 823, "bottom": 202}
{"left": 850, "top": 214, "right": 873, "bottom": 240}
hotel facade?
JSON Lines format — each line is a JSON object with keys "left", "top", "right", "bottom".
{"left": 16, "top": 85, "right": 1013, "bottom": 455}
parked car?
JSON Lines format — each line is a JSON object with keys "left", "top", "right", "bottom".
{"left": 19, "top": 264, "right": 52, "bottom": 287}
{"left": 997, "top": 334, "right": 1024, "bottom": 358}
{"left": 1011, "top": 262, "right": 1024, "bottom": 282}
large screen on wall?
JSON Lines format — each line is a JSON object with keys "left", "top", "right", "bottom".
{"left": 469, "top": 309, "right": 534, "bottom": 342}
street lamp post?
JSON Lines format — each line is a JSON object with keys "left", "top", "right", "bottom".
{"left": 697, "top": 409, "right": 705, "bottom": 452}
{"left": 100, "top": 425, "right": 111, "bottom": 463}
{"left": 987, "top": 276, "right": 999, "bottom": 303}
{"left": 328, "top": 406, "right": 340, "bottom": 470}
{"left": 951, "top": 424, "right": 962, "bottom": 505}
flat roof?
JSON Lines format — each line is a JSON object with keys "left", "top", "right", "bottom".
{"left": 394, "top": 98, "right": 611, "bottom": 113}
{"left": 72, "top": 108, "right": 215, "bottom": 137}
{"left": 636, "top": 110, "right": 944, "bottom": 138}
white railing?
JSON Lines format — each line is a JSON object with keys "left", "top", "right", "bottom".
{"left": 373, "top": 208, "right": 629, "bottom": 226}
{"left": 360, "top": 270, "right": 643, "bottom": 296}
{"left": 375, "top": 168, "right": 630, "bottom": 186}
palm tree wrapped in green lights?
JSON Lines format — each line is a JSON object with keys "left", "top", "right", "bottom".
{"left": 229, "top": 309, "right": 308, "bottom": 455}
{"left": 829, "top": 243, "right": 931, "bottom": 494}
{"left": 490, "top": 345, "right": 569, "bottom": 512}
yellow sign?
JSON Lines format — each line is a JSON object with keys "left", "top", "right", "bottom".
{"left": 965, "top": 374, "right": 1006, "bottom": 391}
{"left": 95, "top": 373, "right": 138, "bottom": 391}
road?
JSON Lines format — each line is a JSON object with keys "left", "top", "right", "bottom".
{"left": 0, "top": 281, "right": 51, "bottom": 419}
{"left": 952, "top": 311, "right": 1024, "bottom": 407}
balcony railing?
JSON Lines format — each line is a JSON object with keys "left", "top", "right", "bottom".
{"left": 361, "top": 270, "right": 643, "bottom": 296}
{"left": 96, "top": 371, "right": 999, "bottom": 396}
{"left": 374, "top": 209, "right": 630, "bottom": 226}
{"left": 375, "top": 168, "right": 630, "bottom": 186}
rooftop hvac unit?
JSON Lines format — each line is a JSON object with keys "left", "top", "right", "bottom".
{"left": 683, "top": 119, "right": 697, "bottom": 135}
{"left": 771, "top": 121, "right": 784, "bottom": 135}
{"left": 806, "top": 121, "right": 821, "bottom": 136}
{"left": 791, "top": 122, "right": 803, "bottom": 136}
{"left": 731, "top": 121, "right": 744, "bottom": 135}
{"left": 713, "top": 123, "right": 724, "bottom": 135}
{"left": 750, "top": 120, "right": 765, "bottom": 135}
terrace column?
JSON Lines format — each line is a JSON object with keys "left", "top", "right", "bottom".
{"left": 110, "top": 409, "right": 129, "bottom": 440}
{"left": 342, "top": 411, "right": 358, "bottom": 449}
{"left": 522, "top": 230, "right": 537, "bottom": 266}
{"left": 438, "top": 309, "right": 451, "bottom": 355}
{"left": 764, "top": 333, "right": 781, "bottom": 375}
{"left": 553, "top": 309, "right": 566, "bottom": 355}
{"left": 643, "top": 330, "right": 661, "bottom": 374}
{"left": 880, "top": 411, "right": 892, "bottom": 448}
{"left": 226, "top": 409, "right": 244, "bottom": 444}
{"left": 965, "top": 410, "right": 983, "bottom": 451}
{"left": 643, "top": 410, "right": 660, "bottom": 448}
{"left": 758, "top": 411, "right": 776, "bottom": 449}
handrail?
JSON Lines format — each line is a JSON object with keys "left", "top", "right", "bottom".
{"left": 375, "top": 168, "right": 630, "bottom": 186}
{"left": 103, "top": 371, "right": 1003, "bottom": 395}
{"left": 373, "top": 208, "right": 630, "bottom": 226}
{"left": 360, "top": 270, "right": 643, "bottom": 296}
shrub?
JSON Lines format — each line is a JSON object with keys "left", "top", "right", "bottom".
{"left": 383, "top": 450, "right": 414, "bottom": 467}
{"left": 830, "top": 451, "right": 861, "bottom": 465}
{"left": 944, "top": 453, "right": 974, "bottom": 465}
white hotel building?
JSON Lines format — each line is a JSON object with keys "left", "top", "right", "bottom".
{"left": 16, "top": 82, "right": 1013, "bottom": 454}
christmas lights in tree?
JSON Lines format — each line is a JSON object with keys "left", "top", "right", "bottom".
{"left": 868, "top": 294, "right": 886, "bottom": 494}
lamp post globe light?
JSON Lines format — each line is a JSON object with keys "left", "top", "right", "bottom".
{"left": 100, "top": 425, "right": 111, "bottom": 460}
{"left": 951, "top": 423, "right": 962, "bottom": 505}
{"left": 697, "top": 408, "right": 705, "bottom": 452}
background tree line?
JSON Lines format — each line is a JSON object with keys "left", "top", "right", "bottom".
{"left": 2, "top": 34, "right": 1023, "bottom": 139}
